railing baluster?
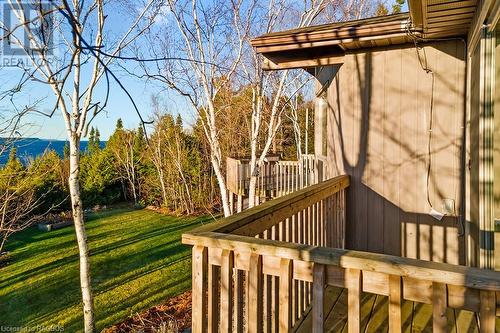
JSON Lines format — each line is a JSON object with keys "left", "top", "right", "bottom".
{"left": 192, "top": 246, "right": 207, "bottom": 333}
{"left": 312, "top": 263, "right": 325, "bottom": 333}
{"left": 347, "top": 268, "right": 362, "bottom": 333}
{"left": 264, "top": 229, "right": 272, "bottom": 333}
{"left": 479, "top": 290, "right": 496, "bottom": 332}
{"left": 221, "top": 250, "right": 234, "bottom": 333}
{"left": 279, "top": 258, "right": 293, "bottom": 332}
{"left": 432, "top": 282, "right": 447, "bottom": 333}
{"left": 388, "top": 275, "right": 402, "bottom": 333}
{"left": 248, "top": 253, "right": 263, "bottom": 333}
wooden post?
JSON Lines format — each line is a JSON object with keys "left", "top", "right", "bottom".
{"left": 229, "top": 192, "right": 234, "bottom": 215}
{"left": 221, "top": 250, "right": 234, "bottom": 333}
{"left": 248, "top": 253, "right": 263, "bottom": 333}
{"left": 237, "top": 194, "right": 243, "bottom": 213}
{"left": 312, "top": 264, "right": 325, "bottom": 333}
{"left": 347, "top": 268, "right": 362, "bottom": 333}
{"left": 432, "top": 282, "right": 447, "bottom": 333}
{"left": 479, "top": 290, "right": 496, "bottom": 332}
{"left": 192, "top": 246, "right": 208, "bottom": 333}
{"left": 279, "top": 258, "right": 293, "bottom": 332}
{"left": 388, "top": 275, "right": 402, "bottom": 333}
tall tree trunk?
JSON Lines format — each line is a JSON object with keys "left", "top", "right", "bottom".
{"left": 211, "top": 154, "right": 231, "bottom": 217}
{"left": 69, "top": 136, "right": 95, "bottom": 333}
{"left": 158, "top": 168, "right": 168, "bottom": 208}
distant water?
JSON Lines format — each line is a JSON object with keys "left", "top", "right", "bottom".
{"left": 0, "top": 138, "right": 103, "bottom": 165}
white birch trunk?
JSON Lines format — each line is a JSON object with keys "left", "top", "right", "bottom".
{"left": 69, "top": 136, "right": 95, "bottom": 333}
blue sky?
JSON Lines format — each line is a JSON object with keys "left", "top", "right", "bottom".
{"left": 0, "top": 0, "right": 408, "bottom": 140}
{"left": 0, "top": 1, "right": 195, "bottom": 140}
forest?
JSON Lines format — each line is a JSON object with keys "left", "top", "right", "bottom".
{"left": 0, "top": 88, "right": 313, "bottom": 253}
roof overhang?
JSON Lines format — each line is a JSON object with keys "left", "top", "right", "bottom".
{"left": 408, "top": 0, "right": 477, "bottom": 39}
{"left": 251, "top": 13, "right": 411, "bottom": 70}
{"left": 251, "top": 1, "right": 479, "bottom": 71}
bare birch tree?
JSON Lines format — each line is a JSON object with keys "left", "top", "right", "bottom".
{"left": 242, "top": 0, "right": 327, "bottom": 207}
{"left": 0, "top": 1, "right": 161, "bottom": 330}
{"left": 138, "top": 0, "right": 254, "bottom": 217}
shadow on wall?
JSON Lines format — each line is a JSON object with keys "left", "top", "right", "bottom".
{"left": 320, "top": 41, "right": 466, "bottom": 264}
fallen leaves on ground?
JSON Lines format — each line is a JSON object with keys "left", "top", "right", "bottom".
{"left": 103, "top": 290, "right": 192, "bottom": 333}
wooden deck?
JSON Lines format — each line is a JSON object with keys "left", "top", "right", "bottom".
{"left": 296, "top": 286, "right": 499, "bottom": 332}
{"left": 183, "top": 176, "right": 500, "bottom": 333}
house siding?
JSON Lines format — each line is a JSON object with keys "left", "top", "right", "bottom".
{"left": 320, "top": 40, "right": 466, "bottom": 264}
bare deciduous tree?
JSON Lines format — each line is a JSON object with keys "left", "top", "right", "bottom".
{"left": 242, "top": 0, "right": 325, "bottom": 208}
{"left": 138, "top": 0, "right": 254, "bottom": 217}
{"left": 0, "top": 1, "right": 161, "bottom": 330}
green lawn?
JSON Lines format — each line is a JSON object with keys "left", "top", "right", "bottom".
{"left": 0, "top": 207, "right": 211, "bottom": 331}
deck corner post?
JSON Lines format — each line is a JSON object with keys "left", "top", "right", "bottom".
{"left": 280, "top": 258, "right": 294, "bottom": 332}
{"left": 346, "top": 268, "right": 362, "bottom": 333}
{"left": 479, "top": 290, "right": 496, "bottom": 332}
{"left": 192, "top": 245, "right": 208, "bottom": 333}
{"left": 388, "top": 275, "right": 402, "bottom": 333}
{"left": 432, "top": 282, "right": 448, "bottom": 333}
{"left": 312, "top": 263, "right": 326, "bottom": 333}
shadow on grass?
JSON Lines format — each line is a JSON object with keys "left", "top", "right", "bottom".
{"left": 0, "top": 209, "right": 212, "bottom": 331}
{"left": 0, "top": 216, "right": 201, "bottom": 289}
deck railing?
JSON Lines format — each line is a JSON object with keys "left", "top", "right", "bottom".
{"left": 183, "top": 175, "right": 500, "bottom": 332}
{"left": 184, "top": 175, "right": 348, "bottom": 332}
{"left": 226, "top": 154, "right": 320, "bottom": 199}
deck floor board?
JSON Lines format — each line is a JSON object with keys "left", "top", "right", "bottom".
{"left": 295, "top": 286, "right": 491, "bottom": 333}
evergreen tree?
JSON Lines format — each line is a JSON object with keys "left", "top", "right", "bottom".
{"left": 134, "top": 126, "right": 146, "bottom": 154}
{"left": 392, "top": 0, "right": 405, "bottom": 13}
{"left": 375, "top": 2, "right": 389, "bottom": 16}
{"left": 5, "top": 148, "right": 23, "bottom": 173}
{"left": 87, "top": 127, "right": 96, "bottom": 154}
{"left": 63, "top": 142, "right": 70, "bottom": 160}
{"left": 116, "top": 118, "right": 124, "bottom": 130}
{"left": 87, "top": 127, "right": 101, "bottom": 154}
{"left": 175, "top": 114, "right": 183, "bottom": 128}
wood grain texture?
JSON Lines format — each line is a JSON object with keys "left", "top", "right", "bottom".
{"left": 432, "top": 282, "right": 448, "bottom": 333}
{"left": 389, "top": 275, "right": 402, "bottom": 333}
{"left": 346, "top": 268, "right": 362, "bottom": 333}
{"left": 325, "top": 40, "right": 466, "bottom": 264}
{"left": 279, "top": 258, "right": 293, "bottom": 332}
{"left": 192, "top": 246, "right": 207, "bottom": 333}
{"left": 312, "top": 264, "right": 325, "bottom": 333}
{"left": 248, "top": 253, "right": 263, "bottom": 333}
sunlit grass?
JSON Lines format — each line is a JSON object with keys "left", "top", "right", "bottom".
{"left": 0, "top": 207, "right": 211, "bottom": 332}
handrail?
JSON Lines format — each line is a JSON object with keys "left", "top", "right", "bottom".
{"left": 183, "top": 231, "right": 500, "bottom": 292}
{"left": 191, "top": 175, "right": 349, "bottom": 236}
{"left": 183, "top": 174, "right": 500, "bottom": 332}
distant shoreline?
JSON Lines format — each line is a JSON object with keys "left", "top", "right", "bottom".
{"left": 0, "top": 138, "right": 105, "bottom": 165}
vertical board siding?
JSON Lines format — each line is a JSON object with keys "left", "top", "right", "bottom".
{"left": 325, "top": 41, "right": 466, "bottom": 264}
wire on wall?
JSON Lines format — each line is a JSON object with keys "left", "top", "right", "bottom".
{"left": 404, "top": 19, "right": 466, "bottom": 236}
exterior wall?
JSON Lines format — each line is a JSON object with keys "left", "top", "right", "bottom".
{"left": 319, "top": 40, "right": 466, "bottom": 264}
{"left": 467, "top": 37, "right": 481, "bottom": 268}
{"left": 495, "top": 26, "right": 500, "bottom": 271}
{"left": 468, "top": 24, "right": 500, "bottom": 270}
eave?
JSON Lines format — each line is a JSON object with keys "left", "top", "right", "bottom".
{"left": 251, "top": 1, "right": 479, "bottom": 71}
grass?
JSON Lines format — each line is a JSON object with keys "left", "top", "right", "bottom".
{"left": 0, "top": 207, "right": 212, "bottom": 332}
